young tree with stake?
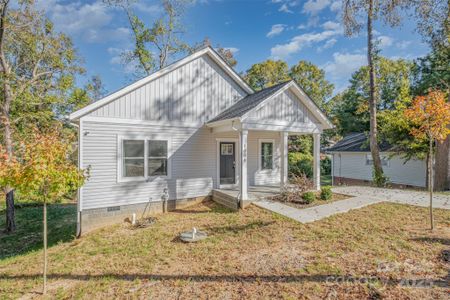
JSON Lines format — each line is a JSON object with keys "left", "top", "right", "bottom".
{"left": 3, "top": 127, "right": 87, "bottom": 294}
{"left": 404, "top": 90, "right": 450, "bottom": 230}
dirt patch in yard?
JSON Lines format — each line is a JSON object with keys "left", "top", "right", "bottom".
{"left": 0, "top": 201, "right": 449, "bottom": 299}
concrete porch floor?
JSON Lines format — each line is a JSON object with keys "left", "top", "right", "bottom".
{"left": 216, "top": 185, "right": 282, "bottom": 201}
{"left": 212, "top": 185, "right": 281, "bottom": 210}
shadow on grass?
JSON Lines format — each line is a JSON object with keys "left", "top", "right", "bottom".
{"left": 171, "top": 201, "right": 236, "bottom": 214}
{"left": 1, "top": 273, "right": 448, "bottom": 288}
{"left": 206, "top": 221, "right": 275, "bottom": 235}
{"left": 411, "top": 237, "right": 450, "bottom": 246}
{"left": 0, "top": 204, "right": 76, "bottom": 260}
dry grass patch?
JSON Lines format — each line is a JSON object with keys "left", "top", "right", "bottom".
{"left": 0, "top": 201, "right": 448, "bottom": 299}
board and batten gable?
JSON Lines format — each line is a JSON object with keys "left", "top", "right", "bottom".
{"left": 86, "top": 55, "right": 247, "bottom": 123}
{"left": 243, "top": 87, "right": 321, "bottom": 132}
{"left": 332, "top": 152, "right": 427, "bottom": 187}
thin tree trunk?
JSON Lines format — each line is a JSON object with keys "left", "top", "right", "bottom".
{"left": 367, "top": 0, "right": 384, "bottom": 185}
{"left": 5, "top": 190, "right": 15, "bottom": 232}
{"left": 43, "top": 200, "right": 47, "bottom": 295}
{"left": 429, "top": 138, "right": 434, "bottom": 230}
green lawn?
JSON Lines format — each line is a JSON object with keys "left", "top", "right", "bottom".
{"left": 0, "top": 201, "right": 448, "bottom": 299}
{"left": 0, "top": 204, "right": 76, "bottom": 259}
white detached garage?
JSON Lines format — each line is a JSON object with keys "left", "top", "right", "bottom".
{"left": 70, "top": 46, "right": 333, "bottom": 234}
{"left": 327, "top": 133, "right": 427, "bottom": 188}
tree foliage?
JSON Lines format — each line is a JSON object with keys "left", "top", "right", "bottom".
{"left": 244, "top": 60, "right": 290, "bottom": 91}
{"left": 0, "top": 0, "right": 84, "bottom": 232}
{"left": 404, "top": 90, "right": 450, "bottom": 230}
{"left": 289, "top": 61, "right": 334, "bottom": 108}
{"left": 332, "top": 57, "right": 414, "bottom": 135}
{"left": 244, "top": 59, "right": 334, "bottom": 109}
{"left": 105, "top": 0, "right": 190, "bottom": 77}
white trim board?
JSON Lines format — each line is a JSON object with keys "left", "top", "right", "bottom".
{"left": 70, "top": 47, "right": 253, "bottom": 121}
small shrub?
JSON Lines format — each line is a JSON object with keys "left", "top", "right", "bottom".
{"left": 302, "top": 192, "right": 315, "bottom": 204}
{"left": 320, "top": 186, "right": 332, "bottom": 200}
{"left": 373, "top": 169, "right": 389, "bottom": 187}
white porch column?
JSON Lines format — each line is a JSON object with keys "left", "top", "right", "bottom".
{"left": 313, "top": 133, "right": 321, "bottom": 191}
{"left": 280, "top": 131, "right": 288, "bottom": 187}
{"left": 239, "top": 129, "right": 248, "bottom": 208}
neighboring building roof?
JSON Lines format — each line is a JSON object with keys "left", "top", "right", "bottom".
{"left": 69, "top": 46, "right": 254, "bottom": 121}
{"left": 207, "top": 81, "right": 291, "bottom": 123}
{"left": 326, "top": 133, "right": 393, "bottom": 152}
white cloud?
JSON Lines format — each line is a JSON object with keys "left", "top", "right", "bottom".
{"left": 222, "top": 47, "right": 239, "bottom": 54}
{"left": 271, "top": 28, "right": 342, "bottom": 59}
{"left": 279, "top": 3, "right": 293, "bottom": 13}
{"left": 396, "top": 40, "right": 412, "bottom": 50}
{"left": 318, "top": 38, "right": 337, "bottom": 52}
{"left": 322, "top": 21, "right": 341, "bottom": 30}
{"left": 330, "top": 1, "right": 341, "bottom": 12}
{"left": 298, "top": 24, "right": 307, "bottom": 30}
{"left": 323, "top": 52, "right": 366, "bottom": 80}
{"left": 44, "top": 1, "right": 131, "bottom": 43}
{"left": 377, "top": 35, "right": 394, "bottom": 49}
{"left": 132, "top": 2, "right": 162, "bottom": 14}
{"left": 272, "top": 0, "right": 284, "bottom": 3}
{"left": 267, "top": 24, "right": 286, "bottom": 38}
{"left": 303, "top": 0, "right": 331, "bottom": 15}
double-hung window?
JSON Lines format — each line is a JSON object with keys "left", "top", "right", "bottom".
{"left": 120, "top": 137, "right": 169, "bottom": 181}
{"left": 123, "top": 140, "right": 145, "bottom": 177}
{"left": 260, "top": 139, "right": 274, "bottom": 170}
{"left": 148, "top": 140, "right": 168, "bottom": 176}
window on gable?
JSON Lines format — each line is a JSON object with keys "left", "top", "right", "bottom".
{"left": 123, "top": 140, "right": 145, "bottom": 177}
{"left": 148, "top": 140, "right": 168, "bottom": 176}
{"left": 261, "top": 142, "right": 274, "bottom": 170}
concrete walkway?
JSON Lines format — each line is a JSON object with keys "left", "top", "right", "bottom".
{"left": 253, "top": 186, "right": 449, "bottom": 224}
{"left": 332, "top": 186, "right": 450, "bottom": 209}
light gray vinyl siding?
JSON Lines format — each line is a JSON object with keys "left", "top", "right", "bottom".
{"left": 81, "top": 120, "right": 280, "bottom": 210}
{"left": 332, "top": 152, "right": 427, "bottom": 187}
{"left": 87, "top": 55, "right": 247, "bottom": 123}
{"left": 245, "top": 89, "right": 320, "bottom": 126}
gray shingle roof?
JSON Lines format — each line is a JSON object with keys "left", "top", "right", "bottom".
{"left": 207, "top": 81, "right": 291, "bottom": 123}
{"left": 326, "top": 133, "right": 393, "bottom": 152}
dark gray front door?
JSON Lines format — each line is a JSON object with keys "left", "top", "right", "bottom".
{"left": 220, "top": 142, "right": 235, "bottom": 185}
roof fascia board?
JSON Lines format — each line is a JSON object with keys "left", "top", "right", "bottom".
{"left": 70, "top": 47, "right": 253, "bottom": 121}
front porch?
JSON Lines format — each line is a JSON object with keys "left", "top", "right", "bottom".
{"left": 205, "top": 80, "right": 333, "bottom": 210}
{"left": 212, "top": 185, "right": 282, "bottom": 210}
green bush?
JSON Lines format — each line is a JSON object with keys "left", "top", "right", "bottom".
{"left": 288, "top": 152, "right": 313, "bottom": 178}
{"left": 320, "top": 186, "right": 332, "bottom": 200}
{"left": 302, "top": 191, "right": 315, "bottom": 204}
{"left": 321, "top": 156, "right": 331, "bottom": 175}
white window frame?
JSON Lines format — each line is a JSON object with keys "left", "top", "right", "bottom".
{"left": 117, "top": 135, "right": 171, "bottom": 183}
{"left": 258, "top": 139, "right": 275, "bottom": 171}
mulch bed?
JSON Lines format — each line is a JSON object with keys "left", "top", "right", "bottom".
{"left": 271, "top": 191, "right": 352, "bottom": 209}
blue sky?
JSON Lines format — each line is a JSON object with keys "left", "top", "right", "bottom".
{"left": 37, "top": 0, "right": 429, "bottom": 96}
